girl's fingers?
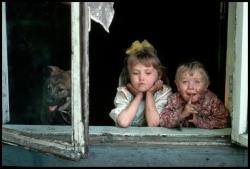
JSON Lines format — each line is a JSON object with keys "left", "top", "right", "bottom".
{"left": 188, "top": 94, "right": 193, "bottom": 104}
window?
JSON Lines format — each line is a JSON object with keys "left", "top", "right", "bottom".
{"left": 2, "top": 2, "right": 88, "bottom": 160}
{"left": 88, "top": 1, "right": 229, "bottom": 125}
{"left": 2, "top": 2, "right": 248, "bottom": 161}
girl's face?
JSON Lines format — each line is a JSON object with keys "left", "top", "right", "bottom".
{"left": 175, "top": 70, "right": 208, "bottom": 103}
{"left": 129, "top": 63, "right": 159, "bottom": 92}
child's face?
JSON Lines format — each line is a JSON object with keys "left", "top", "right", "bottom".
{"left": 175, "top": 70, "right": 208, "bottom": 103}
{"left": 129, "top": 63, "right": 159, "bottom": 92}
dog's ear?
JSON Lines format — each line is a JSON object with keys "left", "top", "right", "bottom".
{"left": 48, "top": 66, "right": 64, "bottom": 76}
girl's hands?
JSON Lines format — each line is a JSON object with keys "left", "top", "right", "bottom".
{"left": 126, "top": 83, "right": 141, "bottom": 96}
{"left": 126, "top": 80, "right": 163, "bottom": 96}
{"left": 148, "top": 80, "right": 163, "bottom": 94}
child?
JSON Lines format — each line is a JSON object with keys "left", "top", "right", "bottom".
{"left": 159, "top": 60, "right": 230, "bottom": 129}
{"left": 109, "top": 40, "right": 172, "bottom": 127}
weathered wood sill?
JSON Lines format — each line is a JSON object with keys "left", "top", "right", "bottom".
{"left": 2, "top": 125, "right": 232, "bottom": 160}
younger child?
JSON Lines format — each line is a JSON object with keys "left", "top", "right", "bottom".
{"left": 109, "top": 40, "right": 172, "bottom": 127}
{"left": 160, "top": 60, "right": 230, "bottom": 129}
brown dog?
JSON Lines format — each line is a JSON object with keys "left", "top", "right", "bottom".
{"left": 41, "top": 66, "right": 71, "bottom": 125}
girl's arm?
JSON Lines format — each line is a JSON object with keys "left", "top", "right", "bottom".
{"left": 145, "top": 91, "right": 160, "bottom": 127}
{"left": 144, "top": 80, "right": 163, "bottom": 126}
{"left": 116, "top": 92, "right": 143, "bottom": 128}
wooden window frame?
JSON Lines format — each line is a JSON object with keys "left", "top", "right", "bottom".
{"left": 2, "top": 2, "right": 247, "bottom": 161}
{"left": 2, "top": 2, "right": 88, "bottom": 161}
{"left": 226, "top": 2, "right": 248, "bottom": 147}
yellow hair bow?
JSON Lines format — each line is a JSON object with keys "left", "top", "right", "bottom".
{"left": 126, "top": 39, "right": 154, "bottom": 55}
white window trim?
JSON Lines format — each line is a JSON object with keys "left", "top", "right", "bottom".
{"left": 2, "top": 2, "right": 10, "bottom": 124}
{"left": 228, "top": 2, "right": 248, "bottom": 147}
{"left": 71, "top": 2, "right": 88, "bottom": 156}
{"left": 2, "top": 2, "right": 248, "bottom": 161}
{"left": 3, "top": 125, "right": 232, "bottom": 146}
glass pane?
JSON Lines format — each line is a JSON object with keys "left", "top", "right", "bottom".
{"left": 6, "top": 2, "right": 71, "bottom": 125}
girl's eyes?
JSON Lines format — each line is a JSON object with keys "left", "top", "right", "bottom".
{"left": 132, "top": 72, "right": 152, "bottom": 75}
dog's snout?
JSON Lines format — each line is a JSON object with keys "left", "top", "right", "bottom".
{"left": 47, "top": 97, "right": 55, "bottom": 104}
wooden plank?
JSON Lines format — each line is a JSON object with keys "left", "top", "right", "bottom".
{"left": 2, "top": 127, "right": 81, "bottom": 161}
{"left": 3, "top": 125, "right": 231, "bottom": 137}
{"left": 231, "top": 2, "right": 248, "bottom": 147}
{"left": 2, "top": 2, "right": 10, "bottom": 124}
{"left": 3, "top": 125, "right": 231, "bottom": 146}
{"left": 89, "top": 126, "right": 231, "bottom": 145}
{"left": 89, "top": 126, "right": 231, "bottom": 137}
{"left": 80, "top": 1, "right": 90, "bottom": 152}
{"left": 71, "top": 2, "right": 86, "bottom": 155}
{"left": 225, "top": 2, "right": 236, "bottom": 113}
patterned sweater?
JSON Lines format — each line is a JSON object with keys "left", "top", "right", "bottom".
{"left": 159, "top": 90, "right": 230, "bottom": 129}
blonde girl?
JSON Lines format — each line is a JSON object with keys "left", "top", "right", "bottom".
{"left": 109, "top": 40, "right": 172, "bottom": 127}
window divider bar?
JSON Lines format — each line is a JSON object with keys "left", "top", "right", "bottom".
{"left": 2, "top": 2, "right": 10, "bottom": 124}
{"left": 80, "top": 1, "right": 90, "bottom": 154}
{"left": 71, "top": 2, "right": 88, "bottom": 157}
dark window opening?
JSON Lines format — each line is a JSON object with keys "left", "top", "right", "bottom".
{"left": 89, "top": 2, "right": 228, "bottom": 126}
{"left": 5, "top": 2, "right": 228, "bottom": 126}
{"left": 6, "top": 2, "right": 71, "bottom": 124}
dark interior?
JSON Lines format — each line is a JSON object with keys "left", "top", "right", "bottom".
{"left": 6, "top": 2, "right": 228, "bottom": 125}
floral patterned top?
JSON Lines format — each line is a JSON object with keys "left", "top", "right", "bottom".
{"left": 159, "top": 90, "right": 230, "bottom": 129}
{"left": 110, "top": 84, "right": 172, "bottom": 127}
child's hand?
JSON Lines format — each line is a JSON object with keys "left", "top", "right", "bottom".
{"left": 126, "top": 83, "right": 141, "bottom": 96}
{"left": 188, "top": 114, "right": 198, "bottom": 124}
{"left": 148, "top": 80, "right": 163, "bottom": 94}
{"left": 181, "top": 97, "right": 198, "bottom": 119}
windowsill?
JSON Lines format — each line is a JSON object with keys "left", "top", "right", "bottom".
{"left": 2, "top": 124, "right": 232, "bottom": 161}
{"left": 90, "top": 126, "right": 231, "bottom": 136}
{"left": 3, "top": 124, "right": 231, "bottom": 145}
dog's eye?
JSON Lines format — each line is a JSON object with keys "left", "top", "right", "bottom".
{"left": 58, "top": 88, "right": 65, "bottom": 92}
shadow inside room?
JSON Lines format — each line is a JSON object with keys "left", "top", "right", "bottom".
{"left": 5, "top": 2, "right": 227, "bottom": 125}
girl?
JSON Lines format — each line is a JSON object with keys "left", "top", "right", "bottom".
{"left": 159, "top": 60, "right": 230, "bottom": 129}
{"left": 109, "top": 40, "right": 172, "bottom": 127}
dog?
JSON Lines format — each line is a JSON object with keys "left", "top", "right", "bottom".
{"left": 41, "top": 66, "right": 71, "bottom": 125}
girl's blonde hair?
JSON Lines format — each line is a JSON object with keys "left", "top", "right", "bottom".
{"left": 175, "top": 60, "right": 210, "bottom": 85}
{"left": 120, "top": 40, "right": 169, "bottom": 86}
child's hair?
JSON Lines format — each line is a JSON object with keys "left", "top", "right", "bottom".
{"left": 175, "top": 60, "right": 210, "bottom": 85}
{"left": 120, "top": 40, "right": 169, "bottom": 86}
